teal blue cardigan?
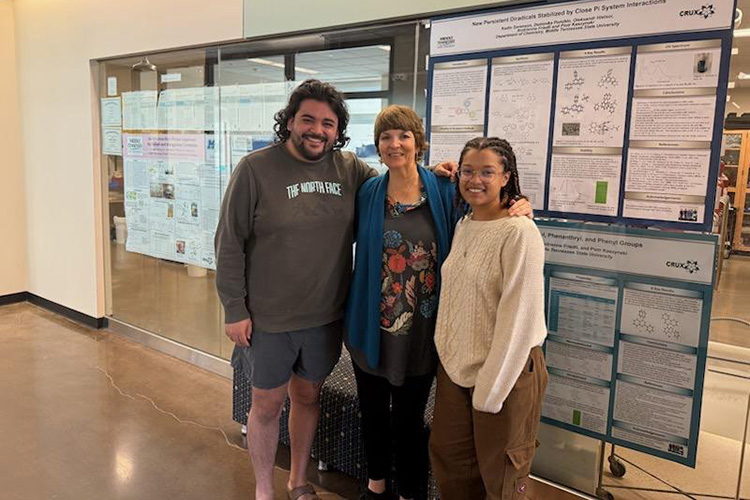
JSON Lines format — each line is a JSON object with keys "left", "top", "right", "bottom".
{"left": 344, "top": 166, "right": 458, "bottom": 369}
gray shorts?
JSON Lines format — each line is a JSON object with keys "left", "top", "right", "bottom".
{"left": 231, "top": 319, "right": 343, "bottom": 390}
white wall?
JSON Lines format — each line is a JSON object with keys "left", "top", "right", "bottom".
{"left": 0, "top": 0, "right": 27, "bottom": 297}
{"left": 244, "top": 0, "right": 519, "bottom": 38}
{"left": 13, "top": 0, "right": 243, "bottom": 316}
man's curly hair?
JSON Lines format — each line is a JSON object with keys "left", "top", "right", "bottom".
{"left": 273, "top": 79, "right": 350, "bottom": 150}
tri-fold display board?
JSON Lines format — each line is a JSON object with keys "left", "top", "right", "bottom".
{"left": 427, "top": 0, "right": 736, "bottom": 230}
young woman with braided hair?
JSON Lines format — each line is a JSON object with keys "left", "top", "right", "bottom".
{"left": 429, "top": 137, "right": 549, "bottom": 500}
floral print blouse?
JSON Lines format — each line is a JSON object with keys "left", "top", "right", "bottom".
{"left": 350, "top": 194, "right": 439, "bottom": 385}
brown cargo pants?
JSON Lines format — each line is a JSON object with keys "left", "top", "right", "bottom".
{"left": 429, "top": 346, "right": 548, "bottom": 500}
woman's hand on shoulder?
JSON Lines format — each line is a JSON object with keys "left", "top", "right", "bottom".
{"left": 509, "top": 197, "right": 533, "bottom": 219}
{"left": 433, "top": 161, "right": 459, "bottom": 181}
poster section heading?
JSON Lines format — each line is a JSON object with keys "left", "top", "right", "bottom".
{"left": 427, "top": 3, "right": 730, "bottom": 226}
{"left": 122, "top": 133, "right": 229, "bottom": 270}
{"left": 538, "top": 220, "right": 715, "bottom": 466}
{"left": 430, "top": 0, "right": 733, "bottom": 56}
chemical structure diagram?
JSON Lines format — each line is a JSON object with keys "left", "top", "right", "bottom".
{"left": 662, "top": 313, "right": 681, "bottom": 340}
{"left": 594, "top": 93, "right": 617, "bottom": 115}
{"left": 498, "top": 92, "right": 537, "bottom": 103}
{"left": 564, "top": 70, "right": 585, "bottom": 91}
{"left": 589, "top": 120, "right": 620, "bottom": 136}
{"left": 560, "top": 94, "right": 590, "bottom": 115}
{"left": 632, "top": 309, "right": 654, "bottom": 334}
{"left": 449, "top": 97, "right": 478, "bottom": 120}
{"left": 503, "top": 76, "right": 551, "bottom": 87}
{"left": 632, "top": 309, "right": 682, "bottom": 340}
{"left": 502, "top": 121, "right": 535, "bottom": 135}
{"left": 598, "top": 69, "right": 619, "bottom": 88}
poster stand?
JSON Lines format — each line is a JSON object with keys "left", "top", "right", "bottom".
{"left": 596, "top": 317, "right": 750, "bottom": 500}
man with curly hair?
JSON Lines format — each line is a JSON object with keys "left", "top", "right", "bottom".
{"left": 215, "top": 80, "right": 455, "bottom": 500}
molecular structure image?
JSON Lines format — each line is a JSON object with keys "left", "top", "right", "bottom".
{"left": 504, "top": 76, "right": 551, "bottom": 87}
{"left": 589, "top": 120, "right": 620, "bottom": 136}
{"left": 598, "top": 69, "right": 618, "bottom": 88}
{"left": 565, "top": 70, "right": 585, "bottom": 91}
{"left": 594, "top": 93, "right": 617, "bottom": 115}
{"left": 662, "top": 313, "right": 681, "bottom": 340}
{"left": 633, "top": 309, "right": 654, "bottom": 334}
{"left": 561, "top": 94, "right": 588, "bottom": 115}
{"left": 503, "top": 122, "right": 535, "bottom": 134}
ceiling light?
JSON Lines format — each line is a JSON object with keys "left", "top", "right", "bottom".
{"left": 247, "top": 58, "right": 318, "bottom": 75}
{"left": 729, "top": 81, "right": 736, "bottom": 88}
{"left": 739, "top": 72, "right": 750, "bottom": 80}
{"left": 294, "top": 66, "right": 319, "bottom": 75}
{"left": 732, "top": 101, "right": 741, "bottom": 109}
{"left": 248, "top": 57, "right": 285, "bottom": 69}
{"left": 732, "top": 47, "right": 740, "bottom": 55}
{"left": 734, "top": 28, "right": 750, "bottom": 37}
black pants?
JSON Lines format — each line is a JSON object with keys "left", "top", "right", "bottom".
{"left": 353, "top": 363, "right": 434, "bottom": 500}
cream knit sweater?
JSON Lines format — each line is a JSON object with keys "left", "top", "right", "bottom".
{"left": 435, "top": 215, "right": 547, "bottom": 413}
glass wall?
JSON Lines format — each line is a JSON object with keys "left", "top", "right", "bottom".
{"left": 98, "top": 22, "right": 430, "bottom": 360}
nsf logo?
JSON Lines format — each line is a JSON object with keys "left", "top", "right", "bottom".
{"left": 679, "top": 4, "right": 716, "bottom": 19}
{"left": 666, "top": 260, "right": 701, "bottom": 274}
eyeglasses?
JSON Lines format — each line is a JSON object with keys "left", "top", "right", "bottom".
{"left": 458, "top": 168, "right": 499, "bottom": 181}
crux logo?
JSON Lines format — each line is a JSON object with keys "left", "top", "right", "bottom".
{"left": 666, "top": 260, "right": 701, "bottom": 274}
{"left": 680, "top": 4, "right": 716, "bottom": 19}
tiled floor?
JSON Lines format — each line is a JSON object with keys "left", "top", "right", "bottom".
{"left": 0, "top": 302, "right": 577, "bottom": 500}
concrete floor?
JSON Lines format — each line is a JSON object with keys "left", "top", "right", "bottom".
{"left": 710, "top": 254, "right": 750, "bottom": 348}
{"left": 0, "top": 302, "right": 342, "bottom": 500}
{"left": 0, "top": 302, "right": 576, "bottom": 500}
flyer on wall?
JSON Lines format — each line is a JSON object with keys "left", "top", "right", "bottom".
{"left": 122, "top": 132, "right": 225, "bottom": 269}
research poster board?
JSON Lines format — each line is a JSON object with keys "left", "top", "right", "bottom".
{"left": 537, "top": 219, "right": 716, "bottom": 467}
{"left": 427, "top": 0, "right": 734, "bottom": 229}
{"left": 122, "top": 132, "right": 228, "bottom": 269}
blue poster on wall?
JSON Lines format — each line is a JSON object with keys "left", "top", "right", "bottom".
{"left": 537, "top": 220, "right": 716, "bottom": 467}
{"left": 426, "top": 0, "right": 736, "bottom": 231}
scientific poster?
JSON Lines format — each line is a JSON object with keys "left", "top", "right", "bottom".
{"left": 122, "top": 132, "right": 225, "bottom": 269}
{"left": 548, "top": 150, "right": 621, "bottom": 216}
{"left": 220, "top": 82, "right": 298, "bottom": 133}
{"left": 630, "top": 92, "right": 716, "bottom": 142}
{"left": 122, "top": 91, "right": 158, "bottom": 130}
{"left": 427, "top": 0, "right": 732, "bottom": 229}
{"left": 428, "top": 59, "right": 487, "bottom": 163}
{"left": 488, "top": 53, "right": 554, "bottom": 209}
{"left": 543, "top": 272, "right": 618, "bottom": 433}
{"left": 553, "top": 48, "right": 631, "bottom": 149}
{"left": 634, "top": 40, "right": 722, "bottom": 90}
{"left": 537, "top": 220, "right": 715, "bottom": 466}
{"left": 623, "top": 144, "right": 710, "bottom": 223}
{"left": 157, "top": 87, "right": 219, "bottom": 131}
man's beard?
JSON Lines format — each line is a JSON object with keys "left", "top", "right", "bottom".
{"left": 291, "top": 133, "right": 331, "bottom": 161}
